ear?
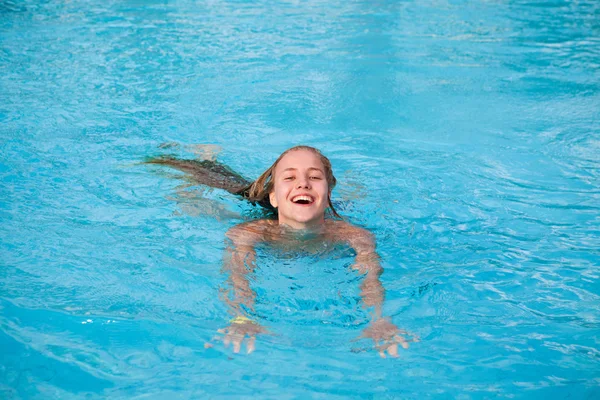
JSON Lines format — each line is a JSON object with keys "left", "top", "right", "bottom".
{"left": 269, "top": 191, "right": 278, "bottom": 208}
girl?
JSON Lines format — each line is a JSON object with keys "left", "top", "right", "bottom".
{"left": 147, "top": 146, "right": 415, "bottom": 357}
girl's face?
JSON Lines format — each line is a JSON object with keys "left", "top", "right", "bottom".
{"left": 269, "top": 149, "right": 329, "bottom": 229}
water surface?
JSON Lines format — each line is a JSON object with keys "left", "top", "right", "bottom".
{"left": 1, "top": 0, "right": 599, "bottom": 398}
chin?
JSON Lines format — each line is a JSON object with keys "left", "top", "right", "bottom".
{"left": 294, "top": 213, "right": 324, "bottom": 224}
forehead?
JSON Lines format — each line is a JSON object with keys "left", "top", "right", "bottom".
{"left": 276, "top": 150, "right": 324, "bottom": 171}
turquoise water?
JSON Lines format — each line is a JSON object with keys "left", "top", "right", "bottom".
{"left": 1, "top": 0, "right": 599, "bottom": 398}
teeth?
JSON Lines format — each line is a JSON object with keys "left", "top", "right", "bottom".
{"left": 292, "top": 195, "right": 313, "bottom": 203}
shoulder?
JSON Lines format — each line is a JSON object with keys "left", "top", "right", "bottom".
{"left": 325, "top": 220, "right": 375, "bottom": 251}
{"left": 226, "top": 219, "right": 276, "bottom": 245}
{"left": 326, "top": 219, "right": 372, "bottom": 236}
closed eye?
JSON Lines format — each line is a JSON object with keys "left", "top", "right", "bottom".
{"left": 310, "top": 176, "right": 322, "bottom": 180}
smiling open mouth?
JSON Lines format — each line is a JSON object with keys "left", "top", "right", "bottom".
{"left": 291, "top": 195, "right": 314, "bottom": 205}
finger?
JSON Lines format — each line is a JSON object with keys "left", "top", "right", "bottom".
{"left": 349, "top": 334, "right": 365, "bottom": 342}
{"left": 394, "top": 335, "right": 410, "bottom": 349}
{"left": 378, "top": 349, "right": 386, "bottom": 358}
{"left": 231, "top": 332, "right": 246, "bottom": 354}
{"left": 233, "top": 335, "right": 244, "bottom": 354}
{"left": 223, "top": 333, "right": 231, "bottom": 347}
{"left": 387, "top": 343, "right": 399, "bottom": 358}
{"left": 247, "top": 335, "right": 256, "bottom": 354}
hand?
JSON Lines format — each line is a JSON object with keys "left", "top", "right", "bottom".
{"left": 215, "top": 316, "right": 266, "bottom": 354}
{"left": 358, "top": 318, "right": 418, "bottom": 358}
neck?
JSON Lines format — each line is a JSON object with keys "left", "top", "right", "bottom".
{"left": 278, "top": 217, "right": 325, "bottom": 231}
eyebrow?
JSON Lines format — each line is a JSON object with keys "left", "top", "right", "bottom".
{"left": 282, "top": 167, "right": 324, "bottom": 173}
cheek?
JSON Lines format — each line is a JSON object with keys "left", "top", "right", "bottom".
{"left": 318, "top": 182, "right": 330, "bottom": 197}
{"left": 274, "top": 186, "right": 288, "bottom": 203}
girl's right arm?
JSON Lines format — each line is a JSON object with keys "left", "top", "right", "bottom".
{"left": 218, "top": 220, "right": 268, "bottom": 354}
{"left": 223, "top": 221, "right": 264, "bottom": 314}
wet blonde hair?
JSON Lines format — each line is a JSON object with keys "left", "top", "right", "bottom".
{"left": 245, "top": 146, "right": 341, "bottom": 218}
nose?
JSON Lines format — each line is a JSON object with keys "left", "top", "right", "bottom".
{"left": 296, "top": 177, "right": 310, "bottom": 189}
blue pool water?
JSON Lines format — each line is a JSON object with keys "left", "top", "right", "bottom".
{"left": 1, "top": 0, "right": 599, "bottom": 398}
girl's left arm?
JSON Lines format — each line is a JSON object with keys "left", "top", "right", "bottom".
{"left": 340, "top": 222, "right": 415, "bottom": 357}
{"left": 345, "top": 226, "right": 385, "bottom": 319}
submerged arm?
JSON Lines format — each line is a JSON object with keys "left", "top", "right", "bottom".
{"left": 341, "top": 222, "right": 413, "bottom": 357}
{"left": 346, "top": 226, "right": 385, "bottom": 320}
{"left": 218, "top": 222, "right": 267, "bottom": 354}
{"left": 223, "top": 224, "right": 260, "bottom": 316}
